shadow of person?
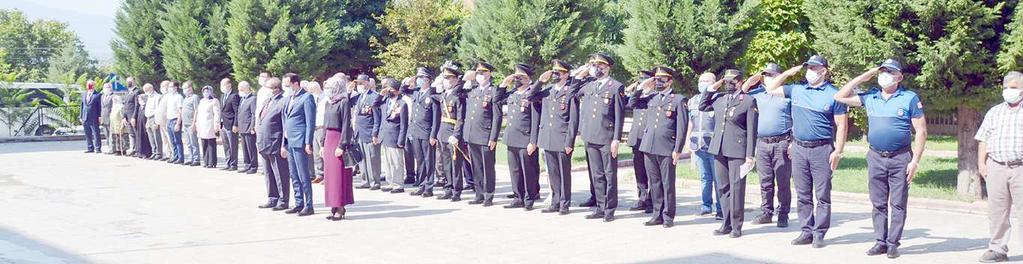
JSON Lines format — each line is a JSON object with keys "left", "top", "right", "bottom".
{"left": 349, "top": 208, "right": 459, "bottom": 220}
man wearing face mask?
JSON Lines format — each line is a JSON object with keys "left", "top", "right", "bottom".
{"left": 257, "top": 77, "right": 290, "bottom": 211}
{"left": 434, "top": 68, "right": 468, "bottom": 201}
{"left": 281, "top": 73, "right": 317, "bottom": 216}
{"left": 100, "top": 83, "right": 114, "bottom": 154}
{"left": 687, "top": 72, "right": 723, "bottom": 220}
{"left": 180, "top": 81, "right": 201, "bottom": 166}
{"left": 533, "top": 60, "right": 581, "bottom": 215}
{"left": 401, "top": 67, "right": 442, "bottom": 198}
{"left": 746, "top": 63, "right": 794, "bottom": 228}
{"left": 144, "top": 83, "right": 163, "bottom": 160}
{"left": 496, "top": 64, "right": 541, "bottom": 210}
{"left": 636, "top": 66, "right": 688, "bottom": 228}
{"left": 462, "top": 62, "right": 505, "bottom": 206}
{"left": 833, "top": 58, "right": 925, "bottom": 259}
{"left": 764, "top": 55, "right": 849, "bottom": 248}
{"left": 156, "top": 81, "right": 171, "bottom": 160}
{"left": 164, "top": 81, "right": 185, "bottom": 164}
{"left": 220, "top": 78, "right": 242, "bottom": 171}
{"left": 237, "top": 81, "right": 259, "bottom": 174}
{"left": 570, "top": 52, "right": 625, "bottom": 222}
{"left": 81, "top": 80, "right": 103, "bottom": 153}
{"left": 122, "top": 77, "right": 141, "bottom": 157}
{"left": 352, "top": 74, "right": 385, "bottom": 190}
{"left": 700, "top": 69, "right": 758, "bottom": 238}
{"left": 623, "top": 69, "right": 655, "bottom": 214}
{"left": 976, "top": 71, "right": 1023, "bottom": 263}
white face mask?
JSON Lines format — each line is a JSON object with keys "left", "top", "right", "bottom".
{"left": 415, "top": 78, "right": 426, "bottom": 88}
{"left": 239, "top": 91, "right": 251, "bottom": 97}
{"left": 877, "top": 72, "right": 896, "bottom": 88}
{"left": 763, "top": 76, "right": 775, "bottom": 86}
{"left": 698, "top": 82, "right": 712, "bottom": 93}
{"left": 805, "top": 70, "right": 822, "bottom": 85}
{"left": 357, "top": 85, "right": 367, "bottom": 93}
{"left": 475, "top": 75, "right": 487, "bottom": 84}
{"left": 588, "top": 66, "right": 603, "bottom": 77}
{"left": 1003, "top": 88, "right": 1023, "bottom": 104}
{"left": 442, "top": 79, "right": 452, "bottom": 88}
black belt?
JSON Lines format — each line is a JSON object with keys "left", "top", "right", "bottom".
{"left": 869, "top": 146, "right": 910, "bottom": 158}
{"left": 758, "top": 134, "right": 790, "bottom": 144}
{"left": 992, "top": 158, "right": 1023, "bottom": 168}
{"left": 794, "top": 139, "right": 831, "bottom": 148}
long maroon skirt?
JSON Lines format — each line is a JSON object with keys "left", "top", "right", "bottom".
{"left": 324, "top": 129, "right": 354, "bottom": 207}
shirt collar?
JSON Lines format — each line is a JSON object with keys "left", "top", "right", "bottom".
{"left": 806, "top": 81, "right": 832, "bottom": 90}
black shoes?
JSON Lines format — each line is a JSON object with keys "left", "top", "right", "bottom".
{"left": 84, "top": 150, "right": 94, "bottom": 153}
{"left": 752, "top": 213, "right": 773, "bottom": 225}
{"left": 541, "top": 207, "right": 559, "bottom": 213}
{"left": 713, "top": 228, "right": 732, "bottom": 236}
{"left": 284, "top": 207, "right": 303, "bottom": 214}
{"left": 603, "top": 214, "right": 614, "bottom": 222}
{"left": 663, "top": 221, "right": 674, "bottom": 228}
{"left": 886, "top": 246, "right": 900, "bottom": 259}
{"left": 506, "top": 194, "right": 517, "bottom": 199}
{"left": 729, "top": 230, "right": 742, "bottom": 238}
{"left": 644, "top": 218, "right": 664, "bottom": 226}
{"left": 524, "top": 201, "right": 534, "bottom": 211}
{"left": 410, "top": 189, "right": 424, "bottom": 196}
{"left": 450, "top": 196, "right": 461, "bottom": 202}
{"left": 437, "top": 192, "right": 453, "bottom": 200}
{"left": 272, "top": 205, "right": 288, "bottom": 211}
{"left": 297, "top": 208, "right": 314, "bottom": 216}
{"left": 257, "top": 202, "right": 275, "bottom": 209}
{"left": 584, "top": 212, "right": 605, "bottom": 219}
{"left": 357, "top": 183, "right": 372, "bottom": 189}
{"left": 421, "top": 189, "right": 434, "bottom": 198}
{"left": 559, "top": 208, "right": 570, "bottom": 215}
{"left": 468, "top": 198, "right": 484, "bottom": 205}
{"left": 777, "top": 216, "right": 789, "bottom": 228}
{"left": 390, "top": 188, "right": 404, "bottom": 193}
{"left": 812, "top": 236, "right": 826, "bottom": 248}
{"left": 504, "top": 200, "right": 525, "bottom": 209}
{"left": 579, "top": 200, "right": 596, "bottom": 207}
{"left": 866, "top": 244, "right": 887, "bottom": 256}
{"left": 791, "top": 233, "right": 813, "bottom": 245}
{"left": 482, "top": 198, "right": 493, "bottom": 207}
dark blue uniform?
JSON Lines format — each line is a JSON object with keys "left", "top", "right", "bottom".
{"left": 402, "top": 83, "right": 441, "bottom": 196}
{"left": 638, "top": 89, "right": 688, "bottom": 225}
{"left": 502, "top": 84, "right": 542, "bottom": 208}
{"left": 700, "top": 88, "right": 758, "bottom": 236}
{"left": 534, "top": 80, "right": 580, "bottom": 214}
{"left": 569, "top": 76, "right": 625, "bottom": 217}
{"left": 352, "top": 90, "right": 384, "bottom": 188}
{"left": 435, "top": 85, "right": 469, "bottom": 200}
{"left": 625, "top": 88, "right": 653, "bottom": 212}
{"left": 464, "top": 81, "right": 505, "bottom": 204}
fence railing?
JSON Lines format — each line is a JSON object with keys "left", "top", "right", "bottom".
{"left": 0, "top": 106, "right": 80, "bottom": 138}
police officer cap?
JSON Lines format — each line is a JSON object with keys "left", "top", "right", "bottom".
{"left": 588, "top": 52, "right": 615, "bottom": 66}
{"left": 415, "top": 67, "right": 432, "bottom": 77}
{"left": 762, "top": 63, "right": 782, "bottom": 75}
{"left": 475, "top": 62, "right": 495, "bottom": 72}
{"left": 514, "top": 63, "right": 534, "bottom": 76}
{"left": 653, "top": 66, "right": 675, "bottom": 79}
{"left": 723, "top": 69, "right": 743, "bottom": 81}
{"left": 880, "top": 58, "right": 902, "bottom": 73}
{"left": 638, "top": 69, "right": 654, "bottom": 78}
{"left": 803, "top": 55, "right": 829, "bottom": 68}
{"left": 551, "top": 59, "right": 573, "bottom": 72}
{"left": 382, "top": 78, "right": 400, "bottom": 89}
{"left": 441, "top": 67, "right": 462, "bottom": 77}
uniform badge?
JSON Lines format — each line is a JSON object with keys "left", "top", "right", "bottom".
{"left": 897, "top": 108, "right": 905, "bottom": 117}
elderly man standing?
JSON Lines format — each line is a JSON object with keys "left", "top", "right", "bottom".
{"left": 221, "top": 78, "right": 242, "bottom": 171}
{"left": 237, "top": 81, "right": 259, "bottom": 174}
{"left": 80, "top": 80, "right": 102, "bottom": 153}
{"left": 282, "top": 73, "right": 317, "bottom": 216}
{"left": 165, "top": 81, "right": 185, "bottom": 164}
{"left": 258, "top": 77, "right": 290, "bottom": 210}
{"left": 122, "top": 77, "right": 141, "bottom": 157}
{"left": 181, "top": 81, "right": 201, "bottom": 166}
{"left": 156, "top": 81, "right": 172, "bottom": 160}
{"left": 976, "top": 71, "right": 1023, "bottom": 263}
{"left": 100, "top": 85, "right": 114, "bottom": 154}
{"left": 145, "top": 83, "right": 164, "bottom": 160}
{"left": 352, "top": 74, "right": 384, "bottom": 190}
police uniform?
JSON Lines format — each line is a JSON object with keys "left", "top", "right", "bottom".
{"left": 625, "top": 69, "right": 655, "bottom": 213}
{"left": 637, "top": 66, "right": 688, "bottom": 227}
{"left": 783, "top": 55, "right": 848, "bottom": 244}
{"left": 435, "top": 68, "right": 470, "bottom": 201}
{"left": 403, "top": 67, "right": 442, "bottom": 197}
{"left": 570, "top": 53, "right": 625, "bottom": 220}
{"left": 535, "top": 60, "right": 580, "bottom": 214}
{"left": 352, "top": 75, "right": 385, "bottom": 189}
{"left": 464, "top": 62, "right": 506, "bottom": 206}
{"left": 501, "top": 64, "right": 542, "bottom": 210}
{"left": 699, "top": 69, "right": 758, "bottom": 237}
{"left": 749, "top": 63, "right": 793, "bottom": 227}
{"left": 858, "top": 59, "right": 922, "bottom": 255}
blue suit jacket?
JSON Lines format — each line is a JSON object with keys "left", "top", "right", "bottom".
{"left": 282, "top": 90, "right": 317, "bottom": 149}
{"left": 80, "top": 91, "right": 102, "bottom": 125}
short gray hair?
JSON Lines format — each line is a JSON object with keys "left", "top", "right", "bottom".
{"left": 1005, "top": 71, "right": 1023, "bottom": 86}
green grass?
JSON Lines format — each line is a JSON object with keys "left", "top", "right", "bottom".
{"left": 846, "top": 135, "right": 958, "bottom": 152}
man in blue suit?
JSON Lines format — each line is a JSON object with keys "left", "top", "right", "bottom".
{"left": 281, "top": 73, "right": 317, "bottom": 217}
{"left": 81, "top": 80, "right": 103, "bottom": 153}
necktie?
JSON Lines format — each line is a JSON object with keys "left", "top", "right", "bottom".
{"left": 259, "top": 97, "right": 273, "bottom": 120}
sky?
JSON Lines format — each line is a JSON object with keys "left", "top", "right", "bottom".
{"left": 1, "top": 0, "right": 121, "bottom": 61}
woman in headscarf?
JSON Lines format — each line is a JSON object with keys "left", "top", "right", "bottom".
{"left": 195, "top": 85, "right": 222, "bottom": 168}
{"left": 322, "top": 77, "right": 356, "bottom": 220}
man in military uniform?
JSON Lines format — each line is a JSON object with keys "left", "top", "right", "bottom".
{"left": 625, "top": 69, "right": 655, "bottom": 214}
{"left": 747, "top": 63, "right": 793, "bottom": 227}
{"left": 352, "top": 74, "right": 385, "bottom": 190}
{"left": 533, "top": 60, "right": 580, "bottom": 215}
{"left": 764, "top": 55, "right": 849, "bottom": 248}
{"left": 435, "top": 67, "right": 469, "bottom": 201}
{"left": 570, "top": 53, "right": 625, "bottom": 222}
{"left": 635, "top": 66, "right": 688, "bottom": 228}
{"left": 462, "top": 62, "right": 505, "bottom": 206}
{"left": 700, "top": 69, "right": 759, "bottom": 238}
{"left": 402, "top": 67, "right": 442, "bottom": 197}
{"left": 498, "top": 64, "right": 541, "bottom": 210}
{"left": 833, "top": 59, "right": 925, "bottom": 259}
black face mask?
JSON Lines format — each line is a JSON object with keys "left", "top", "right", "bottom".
{"left": 654, "top": 79, "right": 666, "bottom": 89}
{"left": 724, "top": 82, "right": 738, "bottom": 92}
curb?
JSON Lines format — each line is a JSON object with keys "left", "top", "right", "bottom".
{"left": 0, "top": 135, "right": 87, "bottom": 143}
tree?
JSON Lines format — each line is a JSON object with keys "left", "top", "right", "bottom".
{"left": 160, "top": 0, "right": 231, "bottom": 86}
{"left": 0, "top": 9, "right": 79, "bottom": 82}
{"left": 46, "top": 40, "right": 99, "bottom": 83}
{"left": 112, "top": 0, "right": 169, "bottom": 84}
{"left": 456, "top": 0, "right": 608, "bottom": 75}
{"left": 226, "top": 0, "right": 339, "bottom": 83}
{"left": 327, "top": 0, "right": 387, "bottom": 75}
{"left": 616, "top": 0, "right": 757, "bottom": 89}
{"left": 737, "top": 0, "right": 813, "bottom": 74}
{"left": 372, "top": 0, "right": 467, "bottom": 78}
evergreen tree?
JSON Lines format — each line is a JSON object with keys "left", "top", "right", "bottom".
{"left": 328, "top": 0, "right": 387, "bottom": 74}
{"left": 112, "top": 0, "right": 169, "bottom": 83}
{"left": 160, "top": 0, "right": 231, "bottom": 86}
{"left": 226, "top": 0, "right": 339, "bottom": 82}
{"left": 0, "top": 9, "right": 79, "bottom": 81}
{"left": 372, "top": 0, "right": 467, "bottom": 78}
{"left": 737, "top": 0, "right": 813, "bottom": 74}
{"left": 46, "top": 40, "right": 99, "bottom": 83}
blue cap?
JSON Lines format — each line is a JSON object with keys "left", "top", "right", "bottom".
{"left": 880, "top": 58, "right": 902, "bottom": 73}
{"left": 803, "top": 55, "right": 829, "bottom": 68}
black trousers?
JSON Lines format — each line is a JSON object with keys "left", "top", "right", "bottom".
{"left": 756, "top": 139, "right": 792, "bottom": 217}
{"left": 222, "top": 131, "right": 238, "bottom": 168}
{"left": 468, "top": 142, "right": 496, "bottom": 200}
{"left": 201, "top": 138, "right": 218, "bottom": 167}
{"left": 631, "top": 144, "right": 651, "bottom": 207}
{"left": 585, "top": 142, "right": 617, "bottom": 215}
{"left": 440, "top": 142, "right": 467, "bottom": 195}
{"left": 507, "top": 146, "right": 540, "bottom": 202}
{"left": 583, "top": 148, "right": 596, "bottom": 204}
{"left": 543, "top": 150, "right": 572, "bottom": 210}
{"left": 240, "top": 133, "right": 257, "bottom": 170}
{"left": 404, "top": 138, "right": 417, "bottom": 183}
{"left": 645, "top": 153, "right": 676, "bottom": 222}
{"left": 260, "top": 152, "right": 290, "bottom": 206}
{"left": 410, "top": 138, "right": 436, "bottom": 190}
{"left": 133, "top": 115, "right": 151, "bottom": 157}
{"left": 714, "top": 155, "right": 747, "bottom": 232}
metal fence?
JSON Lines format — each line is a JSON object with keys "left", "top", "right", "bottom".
{"left": 0, "top": 106, "right": 80, "bottom": 138}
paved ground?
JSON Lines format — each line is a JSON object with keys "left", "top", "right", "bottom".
{"left": 0, "top": 141, "right": 1010, "bottom": 263}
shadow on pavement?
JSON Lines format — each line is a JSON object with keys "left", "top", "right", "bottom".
{"left": 0, "top": 141, "right": 86, "bottom": 154}
{"left": 349, "top": 209, "right": 460, "bottom": 220}
{"left": 634, "top": 252, "right": 767, "bottom": 264}
{"left": 0, "top": 226, "right": 94, "bottom": 263}
{"left": 827, "top": 227, "right": 987, "bottom": 255}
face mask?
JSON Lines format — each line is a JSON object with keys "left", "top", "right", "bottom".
{"left": 588, "top": 66, "right": 604, "bottom": 77}
{"left": 258, "top": 78, "right": 267, "bottom": 87}
{"left": 160, "top": 87, "right": 167, "bottom": 94}
{"left": 725, "top": 82, "right": 738, "bottom": 92}
{"left": 877, "top": 72, "right": 896, "bottom": 88}
{"left": 357, "top": 85, "right": 367, "bottom": 93}
{"left": 475, "top": 75, "right": 487, "bottom": 84}
{"left": 203, "top": 90, "right": 213, "bottom": 99}
{"left": 805, "top": 70, "right": 822, "bottom": 85}
{"left": 443, "top": 79, "right": 454, "bottom": 89}
{"left": 239, "top": 91, "right": 251, "bottom": 97}
{"left": 183, "top": 89, "right": 192, "bottom": 96}
{"left": 698, "top": 82, "right": 712, "bottom": 93}
{"left": 1003, "top": 88, "right": 1023, "bottom": 104}
{"left": 654, "top": 79, "right": 666, "bottom": 89}
{"left": 416, "top": 78, "right": 426, "bottom": 88}
{"left": 763, "top": 77, "right": 775, "bottom": 86}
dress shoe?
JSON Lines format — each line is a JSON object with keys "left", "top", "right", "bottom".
{"left": 421, "top": 189, "right": 434, "bottom": 198}
{"left": 357, "top": 183, "right": 371, "bottom": 189}
{"left": 663, "top": 221, "right": 674, "bottom": 228}
{"left": 174, "top": 160, "right": 184, "bottom": 165}
{"left": 714, "top": 213, "right": 724, "bottom": 220}
{"left": 258, "top": 202, "right": 275, "bottom": 209}
{"left": 284, "top": 207, "right": 303, "bottom": 214}
{"left": 504, "top": 200, "right": 524, "bottom": 209}
{"left": 812, "top": 237, "right": 826, "bottom": 248}
{"left": 482, "top": 198, "right": 494, "bottom": 207}
{"left": 381, "top": 187, "right": 393, "bottom": 192}
{"left": 184, "top": 162, "right": 194, "bottom": 166}
{"left": 369, "top": 185, "right": 380, "bottom": 190}
{"left": 791, "top": 233, "right": 813, "bottom": 245}
{"left": 437, "top": 192, "right": 453, "bottom": 200}
{"left": 603, "top": 214, "right": 614, "bottom": 222}
{"left": 468, "top": 198, "right": 484, "bottom": 205}
{"left": 644, "top": 218, "right": 664, "bottom": 226}
{"left": 698, "top": 210, "right": 712, "bottom": 216}
{"left": 410, "top": 189, "right": 424, "bottom": 196}
{"left": 524, "top": 201, "right": 534, "bottom": 211}
{"left": 584, "top": 212, "right": 605, "bottom": 219}
{"left": 84, "top": 150, "right": 94, "bottom": 153}
{"left": 221, "top": 166, "right": 231, "bottom": 171}
{"left": 866, "top": 244, "right": 887, "bottom": 256}
{"left": 979, "top": 250, "right": 1008, "bottom": 263}
{"left": 541, "top": 207, "right": 560, "bottom": 213}
{"left": 559, "top": 208, "right": 570, "bottom": 215}
{"left": 777, "top": 216, "right": 789, "bottom": 228}
{"left": 713, "top": 228, "right": 732, "bottom": 236}
{"left": 886, "top": 246, "right": 899, "bottom": 259}
{"left": 272, "top": 205, "right": 288, "bottom": 211}
{"left": 752, "top": 213, "right": 773, "bottom": 225}
{"left": 191, "top": 162, "right": 200, "bottom": 167}
{"left": 506, "top": 194, "right": 517, "bottom": 199}
{"left": 579, "top": 200, "right": 596, "bottom": 207}
{"left": 246, "top": 169, "right": 257, "bottom": 174}
{"left": 450, "top": 196, "right": 461, "bottom": 202}
{"left": 390, "top": 188, "right": 404, "bottom": 193}
{"left": 729, "top": 230, "right": 742, "bottom": 238}
{"left": 297, "top": 208, "right": 314, "bottom": 216}
{"left": 629, "top": 204, "right": 650, "bottom": 211}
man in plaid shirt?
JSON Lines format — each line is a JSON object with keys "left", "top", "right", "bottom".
{"left": 977, "top": 71, "right": 1023, "bottom": 263}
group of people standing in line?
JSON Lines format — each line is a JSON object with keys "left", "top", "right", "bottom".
{"left": 76, "top": 51, "right": 1023, "bottom": 262}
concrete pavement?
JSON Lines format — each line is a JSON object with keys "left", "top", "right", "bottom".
{"left": 0, "top": 141, "right": 1009, "bottom": 263}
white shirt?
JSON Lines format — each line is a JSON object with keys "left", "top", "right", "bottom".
{"left": 196, "top": 98, "right": 221, "bottom": 139}
{"left": 164, "top": 92, "right": 183, "bottom": 120}
{"left": 155, "top": 94, "right": 168, "bottom": 125}
{"left": 315, "top": 93, "right": 327, "bottom": 127}
{"left": 144, "top": 92, "right": 162, "bottom": 118}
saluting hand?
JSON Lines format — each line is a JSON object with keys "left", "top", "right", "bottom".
{"left": 539, "top": 71, "right": 554, "bottom": 83}
{"left": 783, "top": 65, "right": 803, "bottom": 76}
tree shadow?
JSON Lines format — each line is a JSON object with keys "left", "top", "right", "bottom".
{"left": 0, "top": 226, "right": 95, "bottom": 263}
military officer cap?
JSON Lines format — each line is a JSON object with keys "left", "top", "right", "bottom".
{"left": 382, "top": 77, "right": 400, "bottom": 89}
{"left": 356, "top": 74, "right": 370, "bottom": 83}
{"left": 762, "top": 63, "right": 782, "bottom": 75}
{"left": 638, "top": 69, "right": 654, "bottom": 78}
{"left": 653, "top": 66, "right": 675, "bottom": 79}
{"left": 879, "top": 58, "right": 902, "bottom": 73}
{"left": 551, "top": 59, "right": 573, "bottom": 72}
{"left": 442, "top": 60, "right": 462, "bottom": 71}
{"left": 514, "top": 63, "right": 534, "bottom": 76}
{"left": 441, "top": 67, "right": 463, "bottom": 77}
{"left": 416, "top": 67, "right": 433, "bottom": 77}
{"left": 722, "top": 69, "right": 743, "bottom": 81}
{"left": 803, "top": 54, "right": 830, "bottom": 68}
{"left": 475, "top": 62, "right": 496, "bottom": 72}
{"left": 588, "top": 52, "right": 615, "bottom": 66}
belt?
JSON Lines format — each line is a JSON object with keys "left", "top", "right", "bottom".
{"left": 992, "top": 158, "right": 1023, "bottom": 168}
{"left": 758, "top": 134, "right": 790, "bottom": 144}
{"left": 442, "top": 117, "right": 457, "bottom": 125}
{"left": 869, "top": 146, "right": 910, "bottom": 158}
{"left": 794, "top": 139, "right": 831, "bottom": 148}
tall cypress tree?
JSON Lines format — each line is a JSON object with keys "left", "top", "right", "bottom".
{"left": 159, "top": 0, "right": 231, "bottom": 86}
{"left": 372, "top": 0, "right": 467, "bottom": 78}
{"left": 226, "top": 0, "right": 339, "bottom": 82}
{"left": 112, "top": 0, "right": 169, "bottom": 83}
{"left": 328, "top": 0, "right": 387, "bottom": 74}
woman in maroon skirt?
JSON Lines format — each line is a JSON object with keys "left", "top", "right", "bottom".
{"left": 322, "top": 77, "right": 355, "bottom": 221}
